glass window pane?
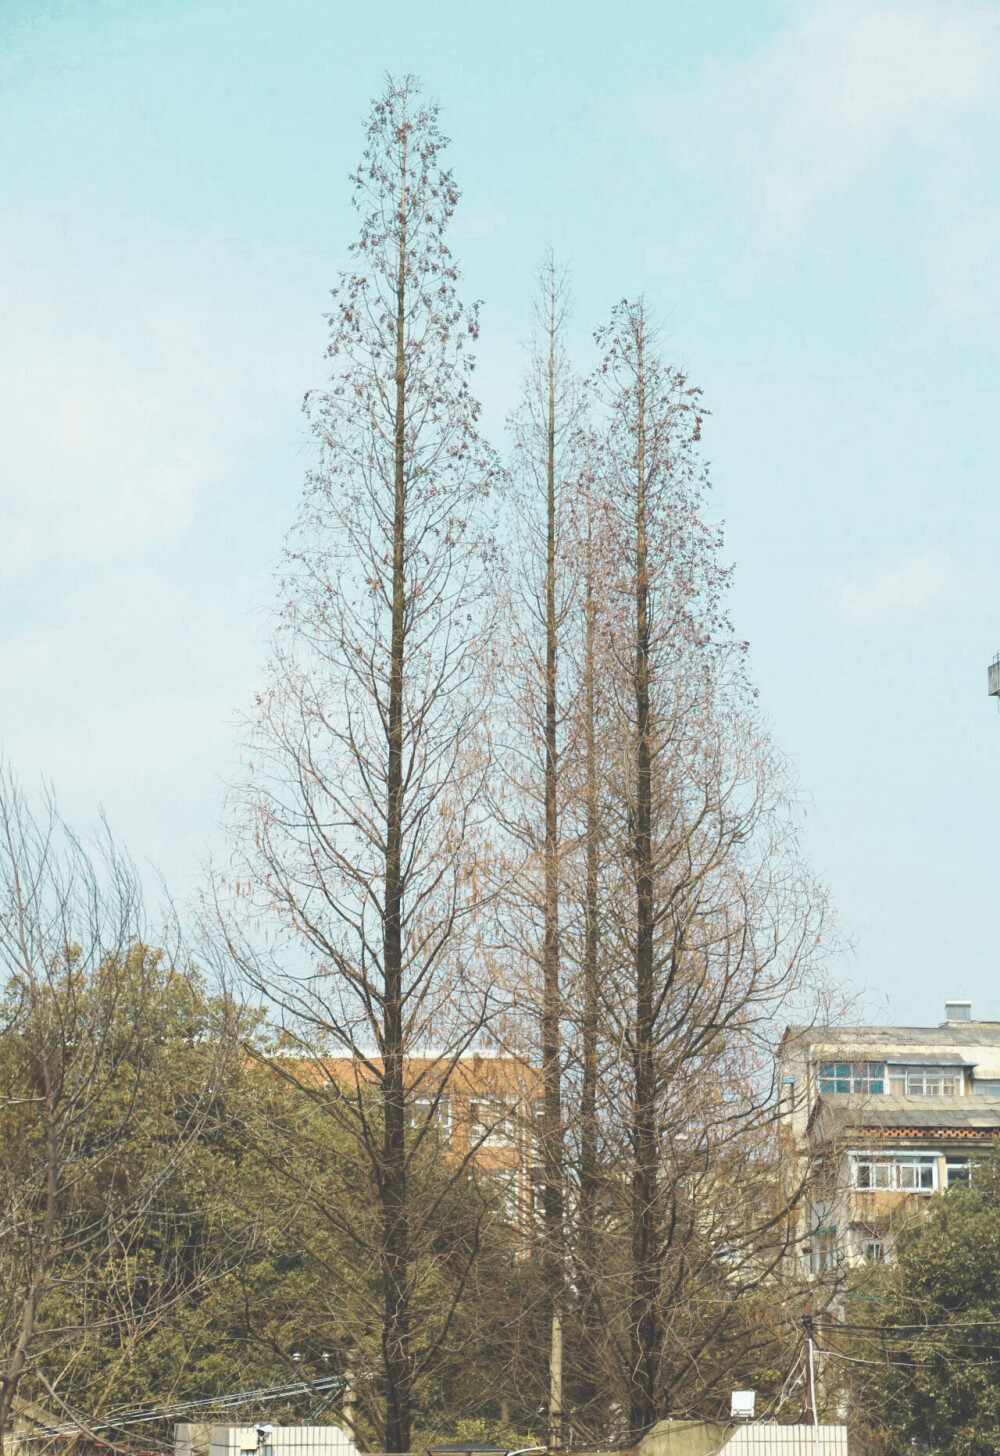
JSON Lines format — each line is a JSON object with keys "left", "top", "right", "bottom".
{"left": 891, "top": 1065, "right": 963, "bottom": 1095}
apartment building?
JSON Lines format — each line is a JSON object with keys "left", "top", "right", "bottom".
{"left": 276, "top": 1049, "right": 541, "bottom": 1229}
{"left": 778, "top": 1001, "right": 1000, "bottom": 1272}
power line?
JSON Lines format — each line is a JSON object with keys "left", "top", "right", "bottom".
{"left": 825, "top": 1319, "right": 1000, "bottom": 1333}
{"left": 822, "top": 1347, "right": 1000, "bottom": 1372}
{"left": 31, "top": 1375, "right": 349, "bottom": 1439}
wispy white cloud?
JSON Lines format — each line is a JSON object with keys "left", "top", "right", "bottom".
{"left": 0, "top": 258, "right": 279, "bottom": 577}
{"left": 831, "top": 551, "right": 959, "bottom": 621}
{"left": 0, "top": 321, "right": 201, "bottom": 571}
{"left": 454, "top": 201, "right": 508, "bottom": 241}
{"left": 0, "top": 562, "right": 268, "bottom": 892}
{"left": 638, "top": 0, "right": 1000, "bottom": 236}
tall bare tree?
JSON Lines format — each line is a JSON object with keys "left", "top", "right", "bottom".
{"left": 563, "top": 435, "right": 614, "bottom": 1426}
{"left": 496, "top": 257, "right": 581, "bottom": 1451}
{"left": 592, "top": 299, "right": 828, "bottom": 1440}
{"left": 223, "top": 76, "right": 498, "bottom": 1453}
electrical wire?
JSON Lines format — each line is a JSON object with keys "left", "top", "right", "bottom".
{"left": 822, "top": 1332, "right": 1000, "bottom": 1369}
{"left": 29, "top": 1375, "right": 349, "bottom": 1438}
{"left": 834, "top": 1319, "right": 1000, "bottom": 1333}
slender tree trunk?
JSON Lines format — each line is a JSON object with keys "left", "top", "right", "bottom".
{"left": 541, "top": 275, "right": 564, "bottom": 1455}
{"left": 0, "top": 1098, "right": 58, "bottom": 1456}
{"left": 579, "top": 464, "right": 600, "bottom": 1237}
{"left": 382, "top": 136, "right": 411, "bottom": 1456}
{"left": 575, "top": 458, "right": 602, "bottom": 1419}
{"left": 629, "top": 319, "right": 662, "bottom": 1442}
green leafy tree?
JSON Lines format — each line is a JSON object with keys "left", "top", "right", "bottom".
{"left": 0, "top": 771, "right": 239, "bottom": 1451}
{"left": 846, "top": 1152, "right": 1000, "bottom": 1456}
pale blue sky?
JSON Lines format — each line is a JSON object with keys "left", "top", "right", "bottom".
{"left": 2, "top": 0, "right": 999, "bottom": 1024}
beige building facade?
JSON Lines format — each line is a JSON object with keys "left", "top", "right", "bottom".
{"left": 778, "top": 1001, "right": 1000, "bottom": 1272}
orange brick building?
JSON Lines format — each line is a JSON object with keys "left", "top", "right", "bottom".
{"left": 274, "top": 1049, "right": 542, "bottom": 1234}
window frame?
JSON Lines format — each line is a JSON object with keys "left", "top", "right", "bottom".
{"left": 849, "top": 1150, "right": 938, "bottom": 1193}
{"left": 946, "top": 1157, "right": 975, "bottom": 1188}
{"left": 817, "top": 1061, "right": 885, "bottom": 1095}
{"left": 469, "top": 1096, "right": 517, "bottom": 1148}
{"left": 408, "top": 1093, "right": 451, "bottom": 1135}
{"left": 887, "top": 1064, "right": 964, "bottom": 1097}
{"left": 809, "top": 1229, "right": 838, "bottom": 1273}
{"left": 483, "top": 1165, "right": 522, "bottom": 1224}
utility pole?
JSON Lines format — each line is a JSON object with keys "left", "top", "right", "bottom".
{"left": 342, "top": 1351, "right": 358, "bottom": 1441}
{"left": 549, "top": 1308, "right": 563, "bottom": 1453}
{"left": 803, "top": 1309, "right": 818, "bottom": 1428}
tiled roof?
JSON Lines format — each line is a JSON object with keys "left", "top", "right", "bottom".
{"left": 785, "top": 1024, "right": 1000, "bottom": 1048}
{"left": 808, "top": 1093, "right": 1000, "bottom": 1136}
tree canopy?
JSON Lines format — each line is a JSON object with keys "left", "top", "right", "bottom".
{"left": 846, "top": 1154, "right": 1000, "bottom": 1456}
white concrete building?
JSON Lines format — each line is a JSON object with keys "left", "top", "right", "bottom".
{"left": 176, "top": 1424, "right": 359, "bottom": 1456}
{"left": 778, "top": 1001, "right": 1000, "bottom": 1271}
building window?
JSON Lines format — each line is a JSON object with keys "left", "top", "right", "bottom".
{"left": 528, "top": 1163, "right": 546, "bottom": 1230}
{"left": 483, "top": 1167, "right": 522, "bottom": 1223}
{"left": 851, "top": 1152, "right": 937, "bottom": 1192}
{"left": 810, "top": 1229, "right": 837, "bottom": 1273}
{"left": 946, "top": 1158, "right": 974, "bottom": 1188}
{"left": 897, "top": 1157, "right": 937, "bottom": 1190}
{"left": 469, "top": 1097, "right": 516, "bottom": 1147}
{"left": 817, "top": 1062, "right": 885, "bottom": 1094}
{"left": 861, "top": 1238, "right": 887, "bottom": 1261}
{"left": 408, "top": 1094, "right": 451, "bottom": 1134}
{"left": 888, "top": 1066, "right": 962, "bottom": 1096}
{"left": 853, "top": 1155, "right": 893, "bottom": 1189}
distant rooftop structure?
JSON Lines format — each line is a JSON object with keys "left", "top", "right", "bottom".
{"left": 989, "top": 654, "right": 1000, "bottom": 697}
{"left": 779, "top": 1000, "right": 1000, "bottom": 1274}
{"left": 426, "top": 1445, "right": 508, "bottom": 1456}
{"left": 638, "top": 1420, "right": 848, "bottom": 1456}
{"left": 176, "top": 1424, "right": 359, "bottom": 1456}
